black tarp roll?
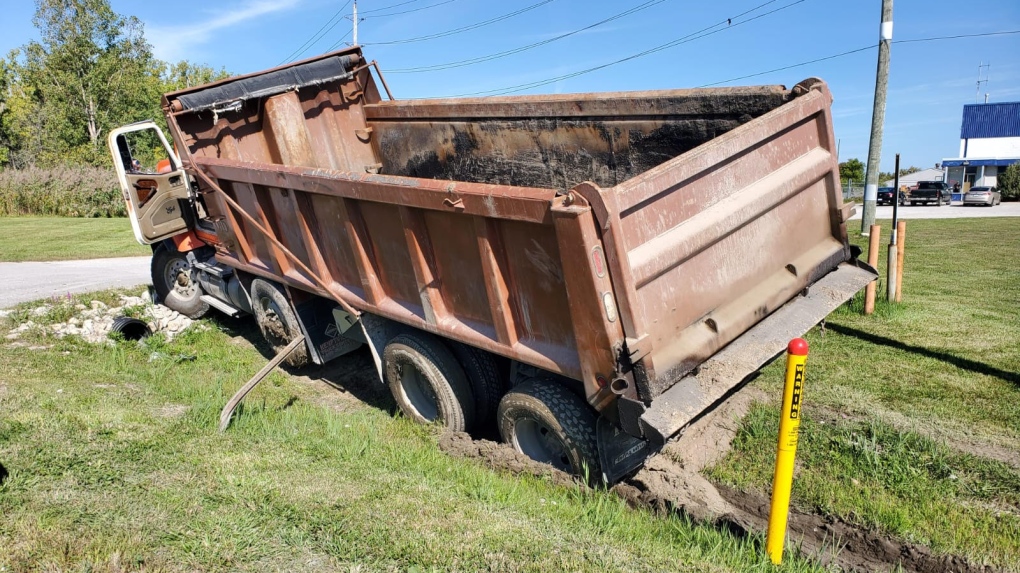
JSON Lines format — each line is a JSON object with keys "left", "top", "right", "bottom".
{"left": 175, "top": 55, "right": 355, "bottom": 112}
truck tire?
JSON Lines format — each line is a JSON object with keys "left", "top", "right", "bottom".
{"left": 497, "top": 379, "right": 601, "bottom": 483}
{"left": 151, "top": 245, "right": 210, "bottom": 319}
{"left": 449, "top": 342, "right": 507, "bottom": 431}
{"left": 384, "top": 333, "right": 475, "bottom": 431}
{"left": 250, "top": 278, "right": 309, "bottom": 367}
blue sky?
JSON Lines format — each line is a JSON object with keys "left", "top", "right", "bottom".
{"left": 2, "top": 0, "right": 1018, "bottom": 170}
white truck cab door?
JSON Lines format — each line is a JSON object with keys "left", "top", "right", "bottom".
{"left": 108, "top": 121, "right": 191, "bottom": 244}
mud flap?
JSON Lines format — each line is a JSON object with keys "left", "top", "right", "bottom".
{"left": 293, "top": 296, "right": 362, "bottom": 365}
{"left": 597, "top": 416, "right": 654, "bottom": 485}
{"left": 331, "top": 309, "right": 398, "bottom": 385}
{"left": 639, "top": 261, "right": 877, "bottom": 445}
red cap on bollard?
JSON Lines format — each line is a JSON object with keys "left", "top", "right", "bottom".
{"left": 787, "top": 338, "right": 809, "bottom": 356}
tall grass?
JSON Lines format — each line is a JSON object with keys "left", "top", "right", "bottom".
{"left": 0, "top": 165, "right": 126, "bottom": 217}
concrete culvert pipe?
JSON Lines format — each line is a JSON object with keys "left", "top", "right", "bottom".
{"left": 110, "top": 316, "right": 152, "bottom": 341}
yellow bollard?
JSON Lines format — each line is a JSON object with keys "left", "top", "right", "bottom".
{"left": 766, "top": 338, "right": 809, "bottom": 564}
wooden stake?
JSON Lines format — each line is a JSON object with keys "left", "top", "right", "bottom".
{"left": 895, "top": 220, "right": 906, "bottom": 302}
{"left": 864, "top": 225, "right": 881, "bottom": 315}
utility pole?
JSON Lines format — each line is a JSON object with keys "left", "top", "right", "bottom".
{"left": 861, "top": 0, "right": 893, "bottom": 235}
{"left": 353, "top": 0, "right": 359, "bottom": 46}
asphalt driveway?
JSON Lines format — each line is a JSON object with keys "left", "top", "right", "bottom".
{"left": 0, "top": 256, "right": 150, "bottom": 308}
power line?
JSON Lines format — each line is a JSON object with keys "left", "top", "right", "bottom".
{"left": 363, "top": 0, "right": 559, "bottom": 45}
{"left": 446, "top": 0, "right": 800, "bottom": 97}
{"left": 699, "top": 45, "right": 873, "bottom": 86}
{"left": 357, "top": 0, "right": 423, "bottom": 14}
{"left": 363, "top": 0, "right": 458, "bottom": 18}
{"left": 278, "top": 0, "right": 353, "bottom": 65}
{"left": 324, "top": 29, "right": 355, "bottom": 53}
{"left": 388, "top": 0, "right": 668, "bottom": 74}
{"left": 699, "top": 29, "right": 1020, "bottom": 87}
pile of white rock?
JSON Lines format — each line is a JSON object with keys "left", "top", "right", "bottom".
{"left": 4, "top": 292, "right": 195, "bottom": 345}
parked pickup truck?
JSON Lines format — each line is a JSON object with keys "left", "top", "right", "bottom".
{"left": 908, "top": 181, "right": 951, "bottom": 206}
{"left": 108, "top": 47, "right": 875, "bottom": 483}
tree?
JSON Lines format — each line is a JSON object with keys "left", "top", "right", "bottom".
{"left": 0, "top": 1, "right": 230, "bottom": 169}
{"left": 879, "top": 165, "right": 922, "bottom": 184}
{"left": 162, "top": 60, "right": 230, "bottom": 93}
{"left": 0, "top": 56, "right": 11, "bottom": 166}
{"left": 17, "top": 0, "right": 163, "bottom": 165}
{"left": 998, "top": 163, "right": 1020, "bottom": 201}
{"left": 839, "top": 158, "right": 865, "bottom": 185}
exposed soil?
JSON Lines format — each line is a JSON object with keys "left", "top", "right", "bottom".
{"left": 438, "top": 431, "right": 579, "bottom": 490}
{"left": 613, "top": 390, "right": 1005, "bottom": 573}
{"left": 435, "top": 384, "right": 1003, "bottom": 573}
{"left": 716, "top": 485, "right": 1002, "bottom": 573}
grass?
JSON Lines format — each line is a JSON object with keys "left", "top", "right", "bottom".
{"left": 708, "top": 217, "right": 1020, "bottom": 570}
{"left": 0, "top": 216, "right": 149, "bottom": 262}
{"left": 0, "top": 292, "right": 829, "bottom": 572}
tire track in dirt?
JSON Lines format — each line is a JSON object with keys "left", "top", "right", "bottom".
{"left": 439, "top": 386, "right": 1003, "bottom": 573}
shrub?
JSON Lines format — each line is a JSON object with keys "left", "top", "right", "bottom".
{"left": 0, "top": 165, "right": 126, "bottom": 217}
{"left": 998, "top": 163, "right": 1020, "bottom": 201}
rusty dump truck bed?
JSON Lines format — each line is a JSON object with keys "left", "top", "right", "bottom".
{"left": 162, "top": 47, "right": 874, "bottom": 445}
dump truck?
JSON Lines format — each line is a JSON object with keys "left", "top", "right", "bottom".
{"left": 108, "top": 47, "right": 876, "bottom": 483}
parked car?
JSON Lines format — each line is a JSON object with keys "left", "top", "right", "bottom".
{"left": 963, "top": 186, "right": 1001, "bottom": 206}
{"left": 877, "top": 187, "right": 905, "bottom": 206}
{"left": 909, "top": 181, "right": 951, "bottom": 206}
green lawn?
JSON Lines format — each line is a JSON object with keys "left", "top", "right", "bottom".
{"left": 0, "top": 216, "right": 149, "bottom": 262}
{"left": 0, "top": 292, "right": 825, "bottom": 572}
{"left": 708, "top": 217, "right": 1020, "bottom": 570}
{"left": 1, "top": 217, "right": 1017, "bottom": 571}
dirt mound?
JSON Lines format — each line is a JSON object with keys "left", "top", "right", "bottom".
{"left": 438, "top": 431, "right": 579, "bottom": 489}
{"left": 438, "top": 383, "right": 1001, "bottom": 573}
{"left": 608, "top": 386, "right": 1003, "bottom": 573}
{"left": 715, "top": 485, "right": 1001, "bottom": 573}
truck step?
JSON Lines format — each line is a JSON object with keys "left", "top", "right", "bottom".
{"left": 200, "top": 295, "right": 243, "bottom": 317}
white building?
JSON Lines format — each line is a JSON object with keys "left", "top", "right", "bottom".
{"left": 941, "top": 101, "right": 1020, "bottom": 191}
{"left": 882, "top": 167, "right": 946, "bottom": 188}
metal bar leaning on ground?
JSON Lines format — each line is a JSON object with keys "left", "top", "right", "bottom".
{"left": 219, "top": 334, "right": 306, "bottom": 432}
{"left": 766, "top": 338, "right": 809, "bottom": 564}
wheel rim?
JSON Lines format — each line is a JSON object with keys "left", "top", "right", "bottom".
{"left": 399, "top": 364, "right": 439, "bottom": 421}
{"left": 512, "top": 417, "right": 571, "bottom": 472}
{"left": 257, "top": 295, "right": 291, "bottom": 343}
{"left": 165, "top": 258, "right": 197, "bottom": 299}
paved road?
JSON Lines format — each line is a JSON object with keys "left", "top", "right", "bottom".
{"left": 849, "top": 201, "right": 1020, "bottom": 220}
{"left": 0, "top": 256, "right": 151, "bottom": 308}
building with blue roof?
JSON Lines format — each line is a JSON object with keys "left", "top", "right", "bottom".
{"left": 941, "top": 101, "right": 1020, "bottom": 191}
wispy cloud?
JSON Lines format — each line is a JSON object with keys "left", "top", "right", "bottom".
{"left": 148, "top": 0, "right": 301, "bottom": 62}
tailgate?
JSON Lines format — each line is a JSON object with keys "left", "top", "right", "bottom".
{"left": 578, "top": 79, "right": 854, "bottom": 402}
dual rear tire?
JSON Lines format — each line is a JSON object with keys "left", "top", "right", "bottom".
{"left": 382, "top": 331, "right": 601, "bottom": 481}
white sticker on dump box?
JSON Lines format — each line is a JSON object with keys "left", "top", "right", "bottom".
{"left": 881, "top": 21, "right": 893, "bottom": 40}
